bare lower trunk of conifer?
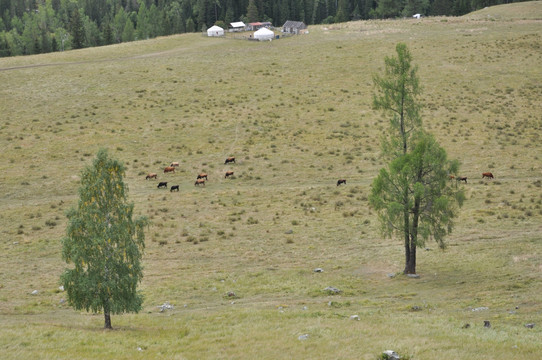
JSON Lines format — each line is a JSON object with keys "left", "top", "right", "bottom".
{"left": 404, "top": 196, "right": 421, "bottom": 275}
{"left": 104, "top": 311, "right": 112, "bottom": 329}
{"left": 404, "top": 244, "right": 416, "bottom": 274}
{"left": 403, "top": 236, "right": 411, "bottom": 274}
{"left": 403, "top": 192, "right": 412, "bottom": 274}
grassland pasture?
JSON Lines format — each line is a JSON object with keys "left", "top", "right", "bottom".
{"left": 1, "top": 2, "right": 541, "bottom": 359}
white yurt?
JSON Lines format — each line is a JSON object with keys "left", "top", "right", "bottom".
{"left": 254, "top": 27, "right": 274, "bottom": 41}
{"left": 207, "top": 25, "right": 224, "bottom": 37}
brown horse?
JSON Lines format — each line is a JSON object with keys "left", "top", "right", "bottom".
{"left": 482, "top": 172, "right": 494, "bottom": 179}
{"left": 224, "top": 157, "right": 235, "bottom": 164}
{"left": 164, "top": 166, "right": 175, "bottom": 174}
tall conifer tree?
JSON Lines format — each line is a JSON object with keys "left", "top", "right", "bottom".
{"left": 247, "top": 0, "right": 259, "bottom": 22}
{"left": 370, "top": 44, "right": 464, "bottom": 274}
{"left": 70, "top": 8, "right": 85, "bottom": 49}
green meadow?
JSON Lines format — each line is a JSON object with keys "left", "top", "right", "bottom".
{"left": 1, "top": 2, "right": 541, "bottom": 359}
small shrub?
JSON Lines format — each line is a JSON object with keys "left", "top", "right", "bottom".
{"left": 343, "top": 211, "right": 358, "bottom": 217}
{"left": 247, "top": 217, "right": 259, "bottom": 225}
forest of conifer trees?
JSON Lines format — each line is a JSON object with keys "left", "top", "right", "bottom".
{"left": 0, "top": 0, "right": 526, "bottom": 57}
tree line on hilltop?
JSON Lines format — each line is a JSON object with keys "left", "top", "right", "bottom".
{"left": 0, "top": 0, "right": 529, "bottom": 57}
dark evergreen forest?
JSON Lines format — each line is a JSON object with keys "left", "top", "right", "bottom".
{"left": 0, "top": 0, "right": 528, "bottom": 57}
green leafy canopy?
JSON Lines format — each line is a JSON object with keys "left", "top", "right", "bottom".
{"left": 61, "top": 149, "right": 148, "bottom": 323}
{"left": 370, "top": 134, "right": 464, "bottom": 249}
{"left": 373, "top": 43, "right": 422, "bottom": 157}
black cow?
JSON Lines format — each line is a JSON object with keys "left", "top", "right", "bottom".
{"left": 170, "top": 185, "right": 179, "bottom": 192}
{"left": 157, "top": 182, "right": 168, "bottom": 188}
{"left": 457, "top": 177, "right": 467, "bottom": 183}
{"left": 337, "top": 179, "right": 346, "bottom": 186}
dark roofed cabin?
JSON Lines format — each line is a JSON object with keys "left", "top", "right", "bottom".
{"left": 282, "top": 21, "right": 307, "bottom": 34}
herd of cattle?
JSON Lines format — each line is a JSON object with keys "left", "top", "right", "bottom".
{"left": 145, "top": 157, "right": 237, "bottom": 192}
{"left": 145, "top": 156, "right": 495, "bottom": 192}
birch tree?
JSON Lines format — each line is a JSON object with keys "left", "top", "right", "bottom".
{"left": 61, "top": 149, "right": 148, "bottom": 329}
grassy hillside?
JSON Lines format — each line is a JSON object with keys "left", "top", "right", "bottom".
{"left": 1, "top": 3, "right": 541, "bottom": 359}
{"left": 465, "top": 0, "right": 542, "bottom": 20}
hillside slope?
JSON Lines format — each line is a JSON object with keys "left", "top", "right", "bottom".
{"left": 0, "top": 3, "right": 541, "bottom": 359}
{"left": 465, "top": 0, "right": 542, "bottom": 19}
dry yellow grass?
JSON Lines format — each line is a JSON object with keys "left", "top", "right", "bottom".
{"left": 1, "top": 2, "right": 541, "bottom": 359}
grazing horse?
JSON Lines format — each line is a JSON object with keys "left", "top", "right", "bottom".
{"left": 197, "top": 173, "right": 208, "bottom": 180}
{"left": 170, "top": 185, "right": 179, "bottom": 192}
{"left": 157, "top": 182, "right": 168, "bottom": 189}
{"left": 457, "top": 176, "right": 468, "bottom": 183}
{"left": 225, "top": 171, "right": 234, "bottom": 178}
{"left": 224, "top": 157, "right": 236, "bottom": 164}
{"left": 164, "top": 166, "right": 175, "bottom": 174}
{"left": 482, "top": 172, "right": 494, "bottom": 179}
{"left": 337, "top": 179, "right": 346, "bottom": 186}
{"left": 146, "top": 173, "right": 158, "bottom": 180}
{"left": 170, "top": 162, "right": 180, "bottom": 167}
{"left": 195, "top": 179, "right": 206, "bottom": 186}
